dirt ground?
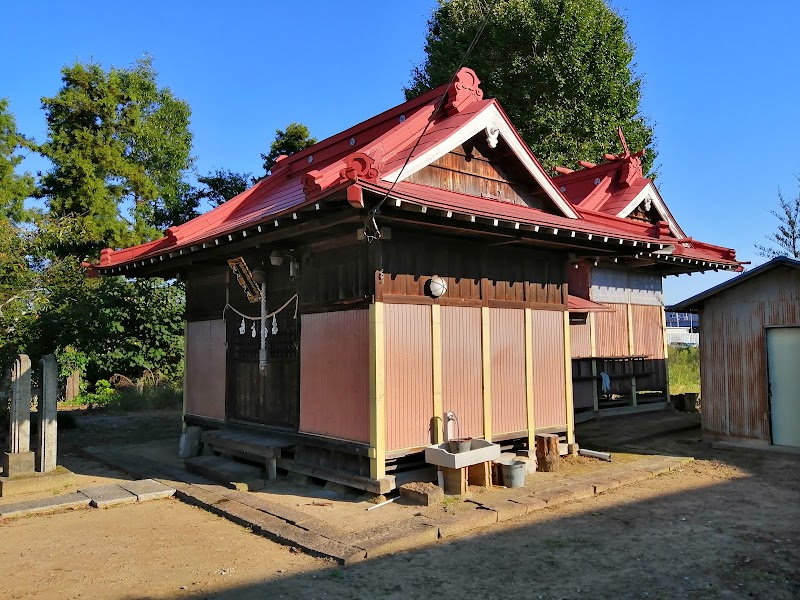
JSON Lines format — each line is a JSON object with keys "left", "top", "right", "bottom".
{"left": 1, "top": 409, "right": 798, "bottom": 600}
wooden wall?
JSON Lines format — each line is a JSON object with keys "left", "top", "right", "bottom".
{"left": 184, "top": 320, "right": 226, "bottom": 420}
{"left": 376, "top": 231, "right": 567, "bottom": 309}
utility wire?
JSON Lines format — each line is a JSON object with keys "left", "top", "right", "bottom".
{"left": 364, "top": 0, "right": 497, "bottom": 240}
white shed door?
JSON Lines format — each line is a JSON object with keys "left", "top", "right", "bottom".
{"left": 767, "top": 327, "right": 800, "bottom": 447}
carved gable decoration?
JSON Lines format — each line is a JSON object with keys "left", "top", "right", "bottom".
{"left": 444, "top": 68, "right": 484, "bottom": 116}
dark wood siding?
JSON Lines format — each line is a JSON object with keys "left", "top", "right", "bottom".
{"left": 375, "top": 231, "right": 567, "bottom": 309}
{"left": 186, "top": 267, "right": 228, "bottom": 322}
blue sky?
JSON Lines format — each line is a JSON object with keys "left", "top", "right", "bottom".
{"left": 3, "top": 1, "right": 798, "bottom": 303}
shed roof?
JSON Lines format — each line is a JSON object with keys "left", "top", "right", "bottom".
{"left": 670, "top": 256, "right": 800, "bottom": 311}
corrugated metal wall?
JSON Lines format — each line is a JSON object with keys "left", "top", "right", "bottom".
{"left": 570, "top": 320, "right": 592, "bottom": 358}
{"left": 632, "top": 304, "right": 665, "bottom": 359}
{"left": 299, "top": 310, "right": 370, "bottom": 443}
{"left": 700, "top": 268, "right": 800, "bottom": 441}
{"left": 441, "top": 306, "right": 484, "bottom": 439}
{"left": 595, "top": 303, "right": 629, "bottom": 356}
{"left": 384, "top": 304, "right": 433, "bottom": 450}
{"left": 532, "top": 310, "right": 567, "bottom": 428}
{"left": 490, "top": 308, "right": 528, "bottom": 435}
{"left": 185, "top": 320, "right": 227, "bottom": 420}
{"left": 590, "top": 268, "right": 663, "bottom": 305}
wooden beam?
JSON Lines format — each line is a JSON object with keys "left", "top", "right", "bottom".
{"left": 431, "top": 304, "right": 443, "bottom": 444}
{"left": 481, "top": 306, "right": 492, "bottom": 442}
{"left": 369, "top": 302, "right": 386, "bottom": 479}
{"left": 563, "top": 310, "right": 575, "bottom": 444}
{"left": 524, "top": 308, "right": 536, "bottom": 448}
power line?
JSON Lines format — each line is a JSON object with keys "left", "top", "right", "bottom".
{"left": 364, "top": 0, "right": 497, "bottom": 241}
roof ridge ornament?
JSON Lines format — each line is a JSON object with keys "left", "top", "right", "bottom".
{"left": 339, "top": 152, "right": 379, "bottom": 183}
{"left": 444, "top": 68, "right": 484, "bottom": 116}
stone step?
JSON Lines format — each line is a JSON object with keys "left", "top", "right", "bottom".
{"left": 184, "top": 456, "right": 265, "bottom": 491}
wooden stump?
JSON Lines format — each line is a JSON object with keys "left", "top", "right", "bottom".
{"left": 535, "top": 433, "right": 561, "bottom": 472}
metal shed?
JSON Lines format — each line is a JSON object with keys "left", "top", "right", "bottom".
{"left": 671, "top": 257, "right": 800, "bottom": 448}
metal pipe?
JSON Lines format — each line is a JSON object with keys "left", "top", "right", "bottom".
{"left": 579, "top": 449, "right": 612, "bottom": 462}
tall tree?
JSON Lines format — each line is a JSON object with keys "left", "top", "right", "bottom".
{"left": 0, "top": 99, "right": 35, "bottom": 222}
{"left": 261, "top": 122, "right": 317, "bottom": 175}
{"left": 196, "top": 169, "right": 253, "bottom": 206}
{"left": 36, "top": 56, "right": 194, "bottom": 256}
{"left": 756, "top": 178, "right": 800, "bottom": 259}
{"left": 406, "top": 0, "right": 656, "bottom": 174}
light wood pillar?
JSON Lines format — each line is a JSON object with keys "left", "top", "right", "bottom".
{"left": 563, "top": 311, "right": 575, "bottom": 444}
{"left": 524, "top": 308, "right": 536, "bottom": 447}
{"left": 369, "top": 302, "right": 386, "bottom": 479}
{"left": 481, "top": 306, "right": 492, "bottom": 442}
{"left": 589, "top": 312, "right": 599, "bottom": 412}
{"left": 626, "top": 303, "right": 637, "bottom": 407}
{"left": 431, "top": 304, "right": 443, "bottom": 444}
{"left": 661, "top": 304, "right": 671, "bottom": 401}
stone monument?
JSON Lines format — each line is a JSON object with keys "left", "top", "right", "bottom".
{"left": 3, "top": 354, "right": 35, "bottom": 476}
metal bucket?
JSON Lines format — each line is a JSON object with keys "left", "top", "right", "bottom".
{"left": 448, "top": 438, "right": 473, "bottom": 453}
{"left": 501, "top": 460, "right": 526, "bottom": 488}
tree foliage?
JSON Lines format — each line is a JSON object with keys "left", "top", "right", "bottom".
{"left": 756, "top": 178, "right": 800, "bottom": 259}
{"left": 406, "top": 0, "right": 656, "bottom": 174}
{"left": 0, "top": 99, "right": 35, "bottom": 222}
{"left": 36, "top": 56, "right": 194, "bottom": 257}
{"left": 196, "top": 169, "right": 253, "bottom": 206}
{"left": 261, "top": 122, "right": 317, "bottom": 174}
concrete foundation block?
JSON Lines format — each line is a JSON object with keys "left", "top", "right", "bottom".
{"left": 3, "top": 451, "right": 35, "bottom": 477}
{"left": 0, "top": 465, "right": 74, "bottom": 497}
{"left": 399, "top": 482, "right": 444, "bottom": 506}
{"left": 509, "top": 495, "right": 547, "bottom": 514}
{"left": 178, "top": 426, "right": 203, "bottom": 458}
{"left": 438, "top": 507, "right": 497, "bottom": 538}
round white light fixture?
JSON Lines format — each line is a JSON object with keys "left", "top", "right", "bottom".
{"left": 427, "top": 275, "right": 448, "bottom": 298}
{"left": 269, "top": 250, "right": 284, "bottom": 267}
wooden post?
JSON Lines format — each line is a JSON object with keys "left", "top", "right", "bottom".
{"left": 369, "top": 302, "right": 386, "bottom": 480}
{"left": 431, "top": 304, "right": 443, "bottom": 444}
{"left": 589, "top": 312, "right": 599, "bottom": 412}
{"left": 481, "top": 306, "right": 492, "bottom": 442}
{"left": 626, "top": 303, "right": 637, "bottom": 406}
{"left": 524, "top": 308, "right": 536, "bottom": 449}
{"left": 563, "top": 311, "right": 575, "bottom": 444}
{"left": 535, "top": 433, "right": 561, "bottom": 472}
{"left": 661, "top": 304, "right": 671, "bottom": 402}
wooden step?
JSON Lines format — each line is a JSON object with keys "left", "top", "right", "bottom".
{"left": 184, "top": 456, "right": 265, "bottom": 491}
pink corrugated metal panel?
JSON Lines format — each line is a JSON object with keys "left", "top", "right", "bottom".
{"left": 595, "top": 303, "right": 628, "bottom": 356}
{"left": 532, "top": 310, "right": 567, "bottom": 428}
{"left": 441, "top": 306, "right": 484, "bottom": 439}
{"left": 570, "top": 320, "right": 592, "bottom": 358}
{"left": 490, "top": 308, "right": 527, "bottom": 435}
{"left": 299, "top": 310, "right": 370, "bottom": 443}
{"left": 185, "top": 320, "right": 226, "bottom": 420}
{"left": 384, "top": 304, "right": 433, "bottom": 450}
{"left": 631, "top": 304, "right": 664, "bottom": 359}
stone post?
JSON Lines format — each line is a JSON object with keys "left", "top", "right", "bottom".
{"left": 37, "top": 355, "right": 58, "bottom": 473}
{"left": 3, "top": 354, "right": 35, "bottom": 476}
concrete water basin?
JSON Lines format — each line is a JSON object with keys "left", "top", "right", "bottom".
{"left": 424, "top": 439, "right": 502, "bottom": 469}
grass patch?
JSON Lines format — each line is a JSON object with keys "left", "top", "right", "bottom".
{"left": 668, "top": 345, "right": 700, "bottom": 395}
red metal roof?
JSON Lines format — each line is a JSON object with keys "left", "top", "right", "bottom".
{"left": 567, "top": 295, "right": 613, "bottom": 313}
{"left": 92, "top": 68, "right": 738, "bottom": 273}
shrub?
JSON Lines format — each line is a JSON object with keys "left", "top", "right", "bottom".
{"left": 668, "top": 345, "right": 700, "bottom": 395}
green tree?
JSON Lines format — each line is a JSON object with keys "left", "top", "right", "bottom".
{"left": 261, "top": 122, "right": 317, "bottom": 175}
{"left": 0, "top": 99, "right": 35, "bottom": 222}
{"left": 36, "top": 56, "right": 194, "bottom": 256}
{"left": 196, "top": 168, "right": 253, "bottom": 206}
{"left": 756, "top": 178, "right": 800, "bottom": 259}
{"left": 406, "top": 0, "right": 656, "bottom": 174}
